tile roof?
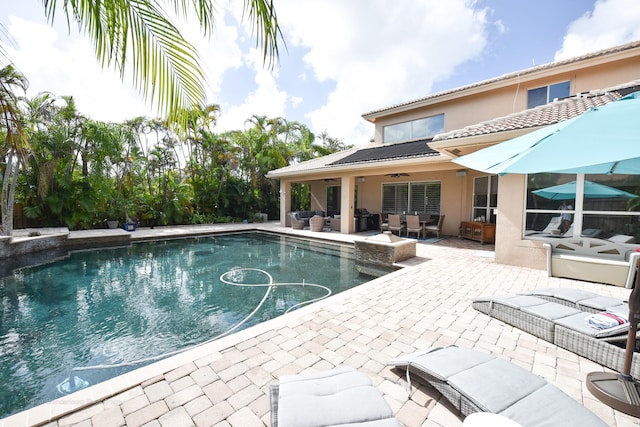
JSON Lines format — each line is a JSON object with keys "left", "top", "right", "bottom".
{"left": 363, "top": 40, "right": 640, "bottom": 118}
{"left": 433, "top": 81, "right": 640, "bottom": 142}
{"left": 329, "top": 139, "right": 438, "bottom": 165}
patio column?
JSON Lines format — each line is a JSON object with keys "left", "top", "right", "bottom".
{"left": 279, "top": 181, "right": 291, "bottom": 226}
{"left": 340, "top": 176, "right": 355, "bottom": 233}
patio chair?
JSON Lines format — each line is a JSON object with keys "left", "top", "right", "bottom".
{"left": 380, "top": 213, "right": 389, "bottom": 232}
{"left": 289, "top": 213, "right": 305, "bottom": 230}
{"left": 387, "top": 346, "right": 606, "bottom": 426}
{"left": 424, "top": 214, "right": 445, "bottom": 238}
{"left": 330, "top": 216, "right": 341, "bottom": 231}
{"left": 387, "top": 214, "right": 405, "bottom": 236}
{"left": 405, "top": 215, "right": 422, "bottom": 239}
{"left": 270, "top": 366, "right": 400, "bottom": 427}
{"left": 309, "top": 215, "right": 325, "bottom": 232}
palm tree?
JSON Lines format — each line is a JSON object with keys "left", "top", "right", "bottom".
{"left": 0, "top": 65, "right": 29, "bottom": 235}
{"left": 35, "top": 0, "right": 283, "bottom": 127}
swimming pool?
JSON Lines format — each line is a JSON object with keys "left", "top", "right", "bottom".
{"left": 0, "top": 232, "right": 369, "bottom": 418}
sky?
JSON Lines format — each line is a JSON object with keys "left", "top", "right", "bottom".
{"left": 1, "top": 0, "right": 640, "bottom": 147}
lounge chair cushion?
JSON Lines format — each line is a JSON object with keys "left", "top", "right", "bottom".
{"left": 448, "top": 358, "right": 546, "bottom": 413}
{"left": 530, "top": 288, "right": 597, "bottom": 304}
{"left": 554, "top": 312, "right": 630, "bottom": 338}
{"left": 520, "top": 302, "right": 581, "bottom": 320}
{"left": 388, "top": 346, "right": 606, "bottom": 426}
{"left": 501, "top": 384, "right": 607, "bottom": 427}
{"left": 272, "top": 366, "right": 400, "bottom": 427}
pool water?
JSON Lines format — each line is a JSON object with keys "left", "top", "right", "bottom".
{"left": 0, "top": 232, "right": 368, "bottom": 418}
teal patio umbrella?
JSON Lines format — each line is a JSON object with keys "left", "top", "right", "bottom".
{"left": 453, "top": 91, "right": 640, "bottom": 175}
{"left": 533, "top": 180, "right": 639, "bottom": 200}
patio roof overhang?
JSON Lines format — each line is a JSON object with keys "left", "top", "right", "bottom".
{"left": 266, "top": 153, "right": 457, "bottom": 182}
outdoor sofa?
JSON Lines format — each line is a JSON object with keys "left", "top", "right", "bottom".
{"left": 388, "top": 346, "right": 606, "bottom": 426}
{"left": 472, "top": 288, "right": 640, "bottom": 378}
{"left": 543, "top": 237, "right": 640, "bottom": 288}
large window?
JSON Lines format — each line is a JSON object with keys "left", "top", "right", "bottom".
{"left": 524, "top": 173, "right": 640, "bottom": 242}
{"left": 382, "top": 181, "right": 441, "bottom": 214}
{"left": 527, "top": 81, "right": 570, "bottom": 109}
{"left": 473, "top": 176, "right": 498, "bottom": 223}
{"left": 383, "top": 114, "right": 444, "bottom": 144}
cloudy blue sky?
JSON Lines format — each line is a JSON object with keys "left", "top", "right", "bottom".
{"left": 1, "top": 0, "right": 640, "bottom": 146}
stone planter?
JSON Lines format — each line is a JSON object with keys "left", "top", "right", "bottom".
{"left": 354, "top": 231, "right": 416, "bottom": 276}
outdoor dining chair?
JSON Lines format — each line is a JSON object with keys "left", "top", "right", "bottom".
{"left": 405, "top": 215, "right": 422, "bottom": 239}
{"left": 388, "top": 214, "right": 405, "bottom": 236}
{"left": 424, "top": 214, "right": 445, "bottom": 238}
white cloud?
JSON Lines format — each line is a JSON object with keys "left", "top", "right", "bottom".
{"left": 2, "top": 1, "right": 492, "bottom": 146}
{"left": 4, "top": 15, "right": 155, "bottom": 122}
{"left": 215, "top": 48, "right": 289, "bottom": 132}
{"left": 555, "top": 0, "right": 640, "bottom": 60}
{"left": 175, "top": 3, "right": 244, "bottom": 102}
{"left": 273, "top": 0, "right": 490, "bottom": 145}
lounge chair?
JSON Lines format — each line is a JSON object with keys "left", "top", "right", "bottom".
{"left": 609, "top": 234, "right": 636, "bottom": 244}
{"left": 472, "top": 288, "right": 640, "bottom": 378}
{"left": 387, "top": 214, "right": 405, "bottom": 236}
{"left": 388, "top": 346, "right": 606, "bottom": 426}
{"left": 270, "top": 366, "right": 400, "bottom": 427}
{"left": 424, "top": 214, "right": 445, "bottom": 238}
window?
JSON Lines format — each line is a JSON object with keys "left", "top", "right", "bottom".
{"left": 383, "top": 114, "right": 444, "bottom": 144}
{"left": 473, "top": 176, "right": 498, "bottom": 223}
{"left": 524, "top": 173, "right": 640, "bottom": 241}
{"left": 326, "top": 186, "right": 341, "bottom": 214}
{"left": 382, "top": 181, "right": 441, "bottom": 214}
{"left": 527, "top": 81, "right": 570, "bottom": 109}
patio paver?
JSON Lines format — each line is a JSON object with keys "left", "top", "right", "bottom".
{"left": 1, "top": 224, "right": 638, "bottom": 427}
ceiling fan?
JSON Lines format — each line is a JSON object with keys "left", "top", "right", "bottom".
{"left": 385, "top": 173, "right": 410, "bottom": 178}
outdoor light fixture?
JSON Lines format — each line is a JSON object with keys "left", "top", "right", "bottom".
{"left": 586, "top": 278, "right": 640, "bottom": 417}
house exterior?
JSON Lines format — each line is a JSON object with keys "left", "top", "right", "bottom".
{"left": 266, "top": 40, "right": 640, "bottom": 270}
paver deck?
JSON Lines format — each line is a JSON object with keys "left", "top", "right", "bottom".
{"left": 2, "top": 223, "right": 639, "bottom": 426}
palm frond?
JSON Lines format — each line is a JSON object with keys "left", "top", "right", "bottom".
{"left": 40, "top": 0, "right": 283, "bottom": 126}
{"left": 243, "top": 0, "right": 285, "bottom": 69}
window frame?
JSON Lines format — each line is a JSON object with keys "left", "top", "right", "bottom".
{"left": 523, "top": 173, "right": 640, "bottom": 241}
{"left": 472, "top": 175, "right": 498, "bottom": 223}
{"left": 382, "top": 114, "right": 444, "bottom": 144}
{"left": 382, "top": 181, "right": 441, "bottom": 215}
{"left": 527, "top": 81, "right": 570, "bottom": 109}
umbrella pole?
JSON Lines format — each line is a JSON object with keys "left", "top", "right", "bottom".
{"left": 586, "top": 275, "right": 640, "bottom": 417}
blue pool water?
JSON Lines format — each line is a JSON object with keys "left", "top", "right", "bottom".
{"left": 0, "top": 232, "right": 368, "bottom": 418}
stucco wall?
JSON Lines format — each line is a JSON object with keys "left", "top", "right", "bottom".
{"left": 494, "top": 174, "right": 547, "bottom": 270}
{"left": 369, "top": 52, "right": 640, "bottom": 146}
